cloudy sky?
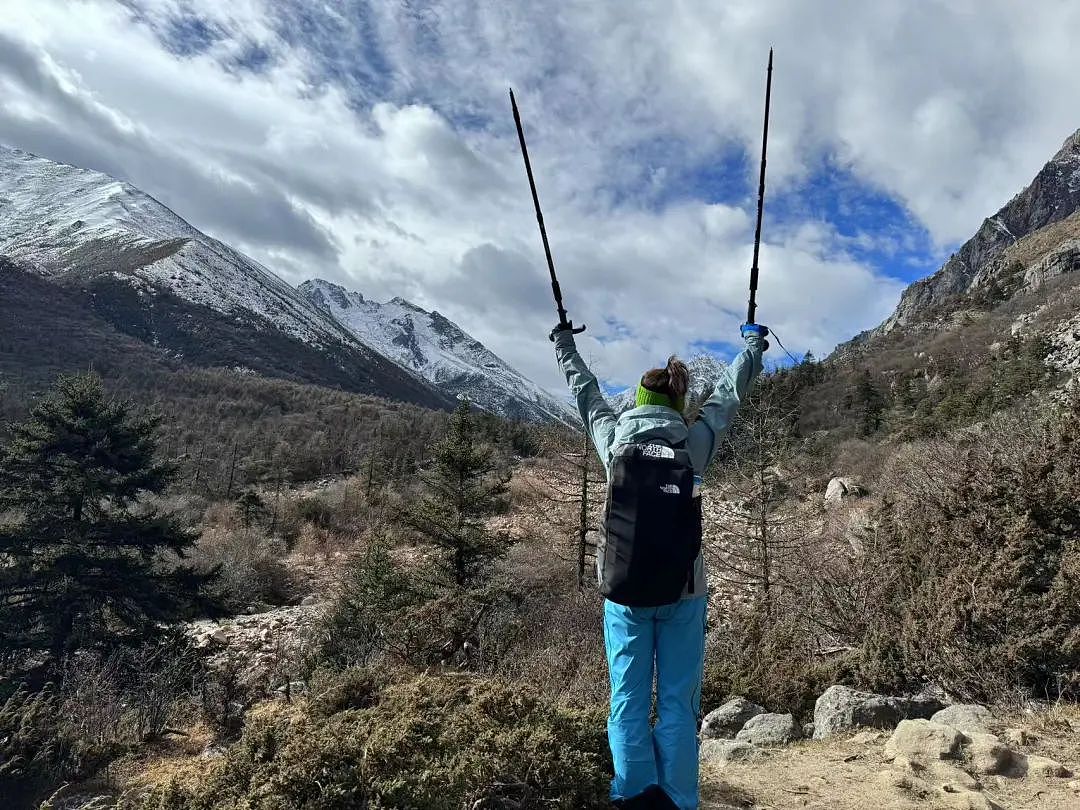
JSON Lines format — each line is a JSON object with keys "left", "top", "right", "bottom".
{"left": 2, "top": 1, "right": 1079, "bottom": 393}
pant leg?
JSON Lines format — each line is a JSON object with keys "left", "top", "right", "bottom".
{"left": 603, "top": 599, "right": 658, "bottom": 800}
{"left": 653, "top": 596, "right": 707, "bottom": 810}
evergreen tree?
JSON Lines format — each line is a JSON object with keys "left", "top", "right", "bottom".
{"left": 319, "top": 530, "right": 417, "bottom": 666}
{"left": 0, "top": 374, "right": 208, "bottom": 671}
{"left": 853, "top": 370, "right": 886, "bottom": 436}
{"left": 406, "top": 400, "right": 511, "bottom": 590}
{"left": 235, "top": 489, "right": 268, "bottom": 529}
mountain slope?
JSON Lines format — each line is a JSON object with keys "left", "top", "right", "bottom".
{"left": 878, "top": 128, "right": 1080, "bottom": 334}
{"left": 300, "top": 279, "right": 576, "bottom": 423}
{"left": 0, "top": 146, "right": 453, "bottom": 409}
{"left": 794, "top": 127, "right": 1080, "bottom": 445}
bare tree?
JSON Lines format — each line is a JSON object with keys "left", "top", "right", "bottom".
{"left": 705, "top": 391, "right": 820, "bottom": 616}
{"left": 519, "top": 431, "right": 605, "bottom": 586}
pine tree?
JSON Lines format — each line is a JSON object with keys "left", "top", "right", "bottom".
{"left": 853, "top": 370, "right": 886, "bottom": 436}
{"left": 236, "top": 489, "right": 268, "bottom": 529}
{"left": 0, "top": 374, "right": 208, "bottom": 671}
{"left": 406, "top": 400, "right": 511, "bottom": 591}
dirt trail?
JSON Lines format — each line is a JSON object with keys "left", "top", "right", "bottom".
{"left": 701, "top": 714, "right": 1080, "bottom": 810}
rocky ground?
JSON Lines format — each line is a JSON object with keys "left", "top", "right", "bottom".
{"left": 699, "top": 689, "right": 1080, "bottom": 809}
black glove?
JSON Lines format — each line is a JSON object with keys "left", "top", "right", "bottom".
{"left": 549, "top": 322, "right": 576, "bottom": 342}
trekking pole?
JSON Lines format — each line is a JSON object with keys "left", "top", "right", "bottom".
{"left": 747, "top": 48, "right": 773, "bottom": 325}
{"left": 509, "top": 88, "right": 586, "bottom": 341}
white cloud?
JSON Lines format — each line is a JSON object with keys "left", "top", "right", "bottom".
{"left": 0, "top": 0, "right": 1077, "bottom": 394}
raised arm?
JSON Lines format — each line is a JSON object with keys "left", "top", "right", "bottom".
{"left": 552, "top": 328, "right": 618, "bottom": 466}
{"left": 687, "top": 325, "right": 767, "bottom": 472}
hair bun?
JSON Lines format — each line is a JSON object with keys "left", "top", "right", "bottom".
{"left": 665, "top": 356, "right": 690, "bottom": 399}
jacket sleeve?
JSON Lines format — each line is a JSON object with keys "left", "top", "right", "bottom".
{"left": 553, "top": 330, "right": 617, "bottom": 465}
{"left": 688, "top": 334, "right": 765, "bottom": 472}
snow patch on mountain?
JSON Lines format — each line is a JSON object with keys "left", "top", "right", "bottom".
{"left": 0, "top": 146, "right": 354, "bottom": 351}
{"left": 300, "top": 279, "right": 577, "bottom": 424}
{"left": 609, "top": 354, "right": 731, "bottom": 414}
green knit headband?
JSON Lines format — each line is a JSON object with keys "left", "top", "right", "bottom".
{"left": 635, "top": 384, "right": 685, "bottom": 413}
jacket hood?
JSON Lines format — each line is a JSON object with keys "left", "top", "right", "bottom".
{"left": 611, "top": 405, "right": 689, "bottom": 455}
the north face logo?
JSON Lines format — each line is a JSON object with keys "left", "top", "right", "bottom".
{"left": 660, "top": 484, "right": 681, "bottom": 495}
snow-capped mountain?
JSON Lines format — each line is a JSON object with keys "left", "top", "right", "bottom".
{"left": 0, "top": 145, "right": 453, "bottom": 408}
{"left": 610, "top": 353, "right": 731, "bottom": 414}
{"left": 0, "top": 147, "right": 338, "bottom": 344}
{"left": 300, "top": 279, "right": 577, "bottom": 424}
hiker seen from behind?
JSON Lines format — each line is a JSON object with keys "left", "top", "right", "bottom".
{"left": 552, "top": 321, "right": 769, "bottom": 810}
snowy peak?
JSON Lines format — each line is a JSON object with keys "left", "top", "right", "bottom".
{"left": 0, "top": 146, "right": 453, "bottom": 409}
{"left": 0, "top": 145, "right": 340, "bottom": 347}
{"left": 300, "top": 278, "right": 576, "bottom": 424}
{"left": 611, "top": 353, "right": 730, "bottom": 414}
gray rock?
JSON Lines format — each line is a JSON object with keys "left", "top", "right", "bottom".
{"left": 802, "top": 722, "right": 815, "bottom": 739}
{"left": 814, "top": 685, "right": 891, "bottom": 739}
{"left": 824, "top": 476, "right": 866, "bottom": 506}
{"left": 701, "top": 697, "right": 766, "bottom": 739}
{"left": 300, "top": 594, "right": 319, "bottom": 606}
{"left": 897, "top": 693, "right": 947, "bottom": 720}
{"left": 735, "top": 713, "right": 802, "bottom": 747}
{"left": 1019, "top": 754, "right": 1072, "bottom": 778}
{"left": 699, "top": 739, "right": 759, "bottom": 766}
{"left": 931, "top": 704, "right": 996, "bottom": 736}
{"left": 884, "top": 719, "right": 965, "bottom": 762}
{"left": 965, "top": 731, "right": 1014, "bottom": 775}
{"left": 813, "top": 685, "right": 945, "bottom": 740}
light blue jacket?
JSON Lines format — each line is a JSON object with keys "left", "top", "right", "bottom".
{"left": 554, "top": 330, "right": 765, "bottom": 596}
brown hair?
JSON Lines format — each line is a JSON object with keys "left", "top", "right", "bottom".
{"left": 641, "top": 355, "right": 690, "bottom": 399}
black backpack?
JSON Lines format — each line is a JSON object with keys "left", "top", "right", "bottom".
{"left": 598, "top": 441, "right": 703, "bottom": 607}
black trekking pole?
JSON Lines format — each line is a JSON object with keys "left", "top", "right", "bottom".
{"left": 509, "top": 88, "right": 586, "bottom": 341}
{"left": 747, "top": 48, "right": 773, "bottom": 325}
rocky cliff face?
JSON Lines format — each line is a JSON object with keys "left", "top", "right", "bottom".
{"left": 880, "top": 129, "right": 1080, "bottom": 333}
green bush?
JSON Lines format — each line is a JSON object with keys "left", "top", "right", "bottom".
{"left": 126, "top": 672, "right": 611, "bottom": 810}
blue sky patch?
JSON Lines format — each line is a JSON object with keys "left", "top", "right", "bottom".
{"left": 768, "top": 157, "right": 945, "bottom": 285}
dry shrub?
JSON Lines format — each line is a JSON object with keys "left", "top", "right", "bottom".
{"left": 854, "top": 401, "right": 1080, "bottom": 702}
{"left": 1, "top": 637, "right": 201, "bottom": 809}
{"left": 195, "top": 503, "right": 296, "bottom": 609}
{"left": 703, "top": 605, "right": 855, "bottom": 717}
{"left": 124, "top": 672, "right": 610, "bottom": 810}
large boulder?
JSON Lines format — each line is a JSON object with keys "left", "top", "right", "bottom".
{"left": 884, "top": 719, "right": 965, "bottom": 763}
{"left": 735, "top": 713, "right": 802, "bottom": 747}
{"left": 824, "top": 476, "right": 866, "bottom": 507}
{"left": 813, "top": 685, "right": 943, "bottom": 740}
{"left": 931, "top": 704, "right": 996, "bottom": 736}
{"left": 699, "top": 739, "right": 759, "bottom": 766}
{"left": 701, "top": 697, "right": 766, "bottom": 739}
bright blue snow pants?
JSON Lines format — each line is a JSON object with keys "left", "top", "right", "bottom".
{"left": 603, "top": 596, "right": 707, "bottom": 810}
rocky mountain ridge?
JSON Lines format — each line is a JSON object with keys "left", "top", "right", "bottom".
{"left": 843, "top": 128, "right": 1080, "bottom": 354}
{"left": 889, "top": 128, "right": 1080, "bottom": 328}
{"left": 300, "top": 278, "right": 577, "bottom": 424}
